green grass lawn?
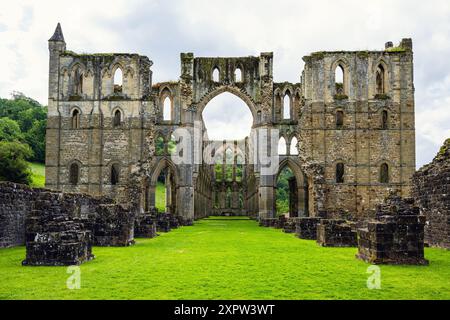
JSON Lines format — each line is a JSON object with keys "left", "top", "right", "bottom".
{"left": 0, "top": 217, "right": 449, "bottom": 300}
{"left": 29, "top": 162, "right": 45, "bottom": 188}
{"left": 155, "top": 181, "right": 166, "bottom": 212}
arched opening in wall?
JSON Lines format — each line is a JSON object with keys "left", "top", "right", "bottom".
{"left": 234, "top": 67, "right": 242, "bottom": 82}
{"left": 153, "top": 165, "right": 177, "bottom": 214}
{"left": 69, "top": 163, "right": 79, "bottom": 185}
{"left": 336, "top": 162, "right": 345, "bottom": 183}
{"left": 275, "top": 163, "right": 308, "bottom": 217}
{"left": 276, "top": 166, "right": 293, "bottom": 217}
{"left": 163, "top": 96, "right": 172, "bottom": 121}
{"left": 283, "top": 92, "right": 291, "bottom": 119}
{"left": 381, "top": 110, "right": 388, "bottom": 130}
{"left": 155, "top": 136, "right": 165, "bottom": 156}
{"left": 278, "top": 137, "right": 287, "bottom": 155}
{"left": 113, "top": 110, "right": 121, "bottom": 127}
{"left": 202, "top": 92, "right": 253, "bottom": 141}
{"left": 113, "top": 68, "right": 123, "bottom": 93}
{"left": 111, "top": 164, "right": 120, "bottom": 185}
{"left": 212, "top": 67, "right": 220, "bottom": 82}
{"left": 71, "top": 109, "right": 80, "bottom": 129}
{"left": 376, "top": 64, "right": 386, "bottom": 95}
{"left": 335, "top": 65, "right": 345, "bottom": 95}
{"left": 380, "top": 163, "right": 389, "bottom": 183}
{"left": 290, "top": 137, "right": 298, "bottom": 155}
{"left": 214, "top": 150, "right": 223, "bottom": 181}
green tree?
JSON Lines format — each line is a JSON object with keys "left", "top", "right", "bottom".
{"left": 0, "top": 117, "right": 23, "bottom": 142}
{"left": 0, "top": 141, "right": 33, "bottom": 184}
{"left": 0, "top": 92, "right": 47, "bottom": 163}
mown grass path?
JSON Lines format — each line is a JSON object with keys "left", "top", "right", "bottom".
{"left": 0, "top": 217, "right": 449, "bottom": 299}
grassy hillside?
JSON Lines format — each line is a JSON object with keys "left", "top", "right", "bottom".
{"left": 29, "top": 162, "right": 45, "bottom": 188}
{"left": 0, "top": 217, "right": 449, "bottom": 299}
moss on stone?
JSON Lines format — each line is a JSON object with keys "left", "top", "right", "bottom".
{"left": 386, "top": 46, "right": 407, "bottom": 53}
{"left": 374, "top": 94, "right": 391, "bottom": 100}
{"left": 334, "top": 94, "right": 348, "bottom": 101}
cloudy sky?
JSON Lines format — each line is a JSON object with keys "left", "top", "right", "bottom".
{"left": 0, "top": 0, "right": 449, "bottom": 168}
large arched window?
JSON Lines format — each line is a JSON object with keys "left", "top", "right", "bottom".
{"left": 113, "top": 109, "right": 121, "bottom": 127}
{"left": 202, "top": 92, "right": 253, "bottom": 140}
{"left": 278, "top": 137, "right": 287, "bottom": 155}
{"left": 376, "top": 64, "right": 386, "bottom": 95}
{"left": 71, "top": 109, "right": 80, "bottom": 129}
{"left": 380, "top": 163, "right": 389, "bottom": 183}
{"left": 234, "top": 67, "right": 242, "bottom": 82}
{"left": 69, "top": 163, "right": 79, "bottom": 185}
{"left": 212, "top": 67, "right": 220, "bottom": 82}
{"left": 163, "top": 96, "right": 172, "bottom": 121}
{"left": 113, "top": 68, "right": 123, "bottom": 93}
{"left": 381, "top": 110, "right": 388, "bottom": 130}
{"left": 336, "top": 163, "right": 344, "bottom": 183}
{"left": 336, "top": 110, "right": 344, "bottom": 129}
{"left": 335, "top": 65, "right": 345, "bottom": 95}
{"left": 111, "top": 164, "right": 120, "bottom": 185}
{"left": 283, "top": 92, "right": 291, "bottom": 119}
{"left": 290, "top": 137, "right": 299, "bottom": 155}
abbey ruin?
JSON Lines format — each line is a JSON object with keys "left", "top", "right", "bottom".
{"left": 3, "top": 24, "right": 448, "bottom": 266}
{"left": 45, "top": 24, "right": 415, "bottom": 221}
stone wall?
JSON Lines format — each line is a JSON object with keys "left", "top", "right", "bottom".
{"left": 412, "top": 139, "right": 450, "bottom": 249}
{"left": 0, "top": 181, "right": 135, "bottom": 265}
{"left": 356, "top": 196, "right": 428, "bottom": 265}
{"left": 317, "top": 219, "right": 357, "bottom": 247}
{"left": 0, "top": 183, "right": 36, "bottom": 247}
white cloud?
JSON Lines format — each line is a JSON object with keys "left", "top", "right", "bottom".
{"left": 0, "top": 0, "right": 449, "bottom": 167}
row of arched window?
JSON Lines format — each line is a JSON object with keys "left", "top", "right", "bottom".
{"left": 278, "top": 137, "right": 299, "bottom": 155}
{"left": 278, "top": 91, "right": 300, "bottom": 120}
{"left": 334, "top": 62, "right": 388, "bottom": 96}
{"left": 68, "top": 163, "right": 120, "bottom": 185}
{"left": 211, "top": 67, "right": 243, "bottom": 83}
{"left": 335, "top": 110, "right": 389, "bottom": 129}
{"left": 70, "top": 109, "right": 123, "bottom": 129}
{"left": 335, "top": 162, "right": 389, "bottom": 184}
{"left": 71, "top": 66, "right": 123, "bottom": 96}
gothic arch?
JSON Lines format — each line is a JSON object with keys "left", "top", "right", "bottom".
{"left": 149, "top": 157, "right": 179, "bottom": 187}
{"left": 195, "top": 85, "right": 257, "bottom": 123}
{"left": 277, "top": 157, "right": 306, "bottom": 187}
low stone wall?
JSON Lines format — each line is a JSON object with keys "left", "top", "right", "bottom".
{"left": 412, "top": 139, "right": 450, "bottom": 249}
{"left": 0, "top": 182, "right": 136, "bottom": 265}
{"left": 22, "top": 191, "right": 94, "bottom": 266}
{"left": 134, "top": 212, "right": 157, "bottom": 238}
{"left": 295, "top": 217, "right": 321, "bottom": 240}
{"left": 283, "top": 218, "right": 300, "bottom": 233}
{"left": 317, "top": 219, "right": 357, "bottom": 247}
{"left": 0, "top": 183, "right": 36, "bottom": 247}
{"left": 259, "top": 218, "right": 278, "bottom": 227}
{"left": 90, "top": 204, "right": 135, "bottom": 246}
{"left": 356, "top": 196, "right": 428, "bottom": 265}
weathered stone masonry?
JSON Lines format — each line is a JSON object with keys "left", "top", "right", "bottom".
{"left": 45, "top": 23, "right": 416, "bottom": 222}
